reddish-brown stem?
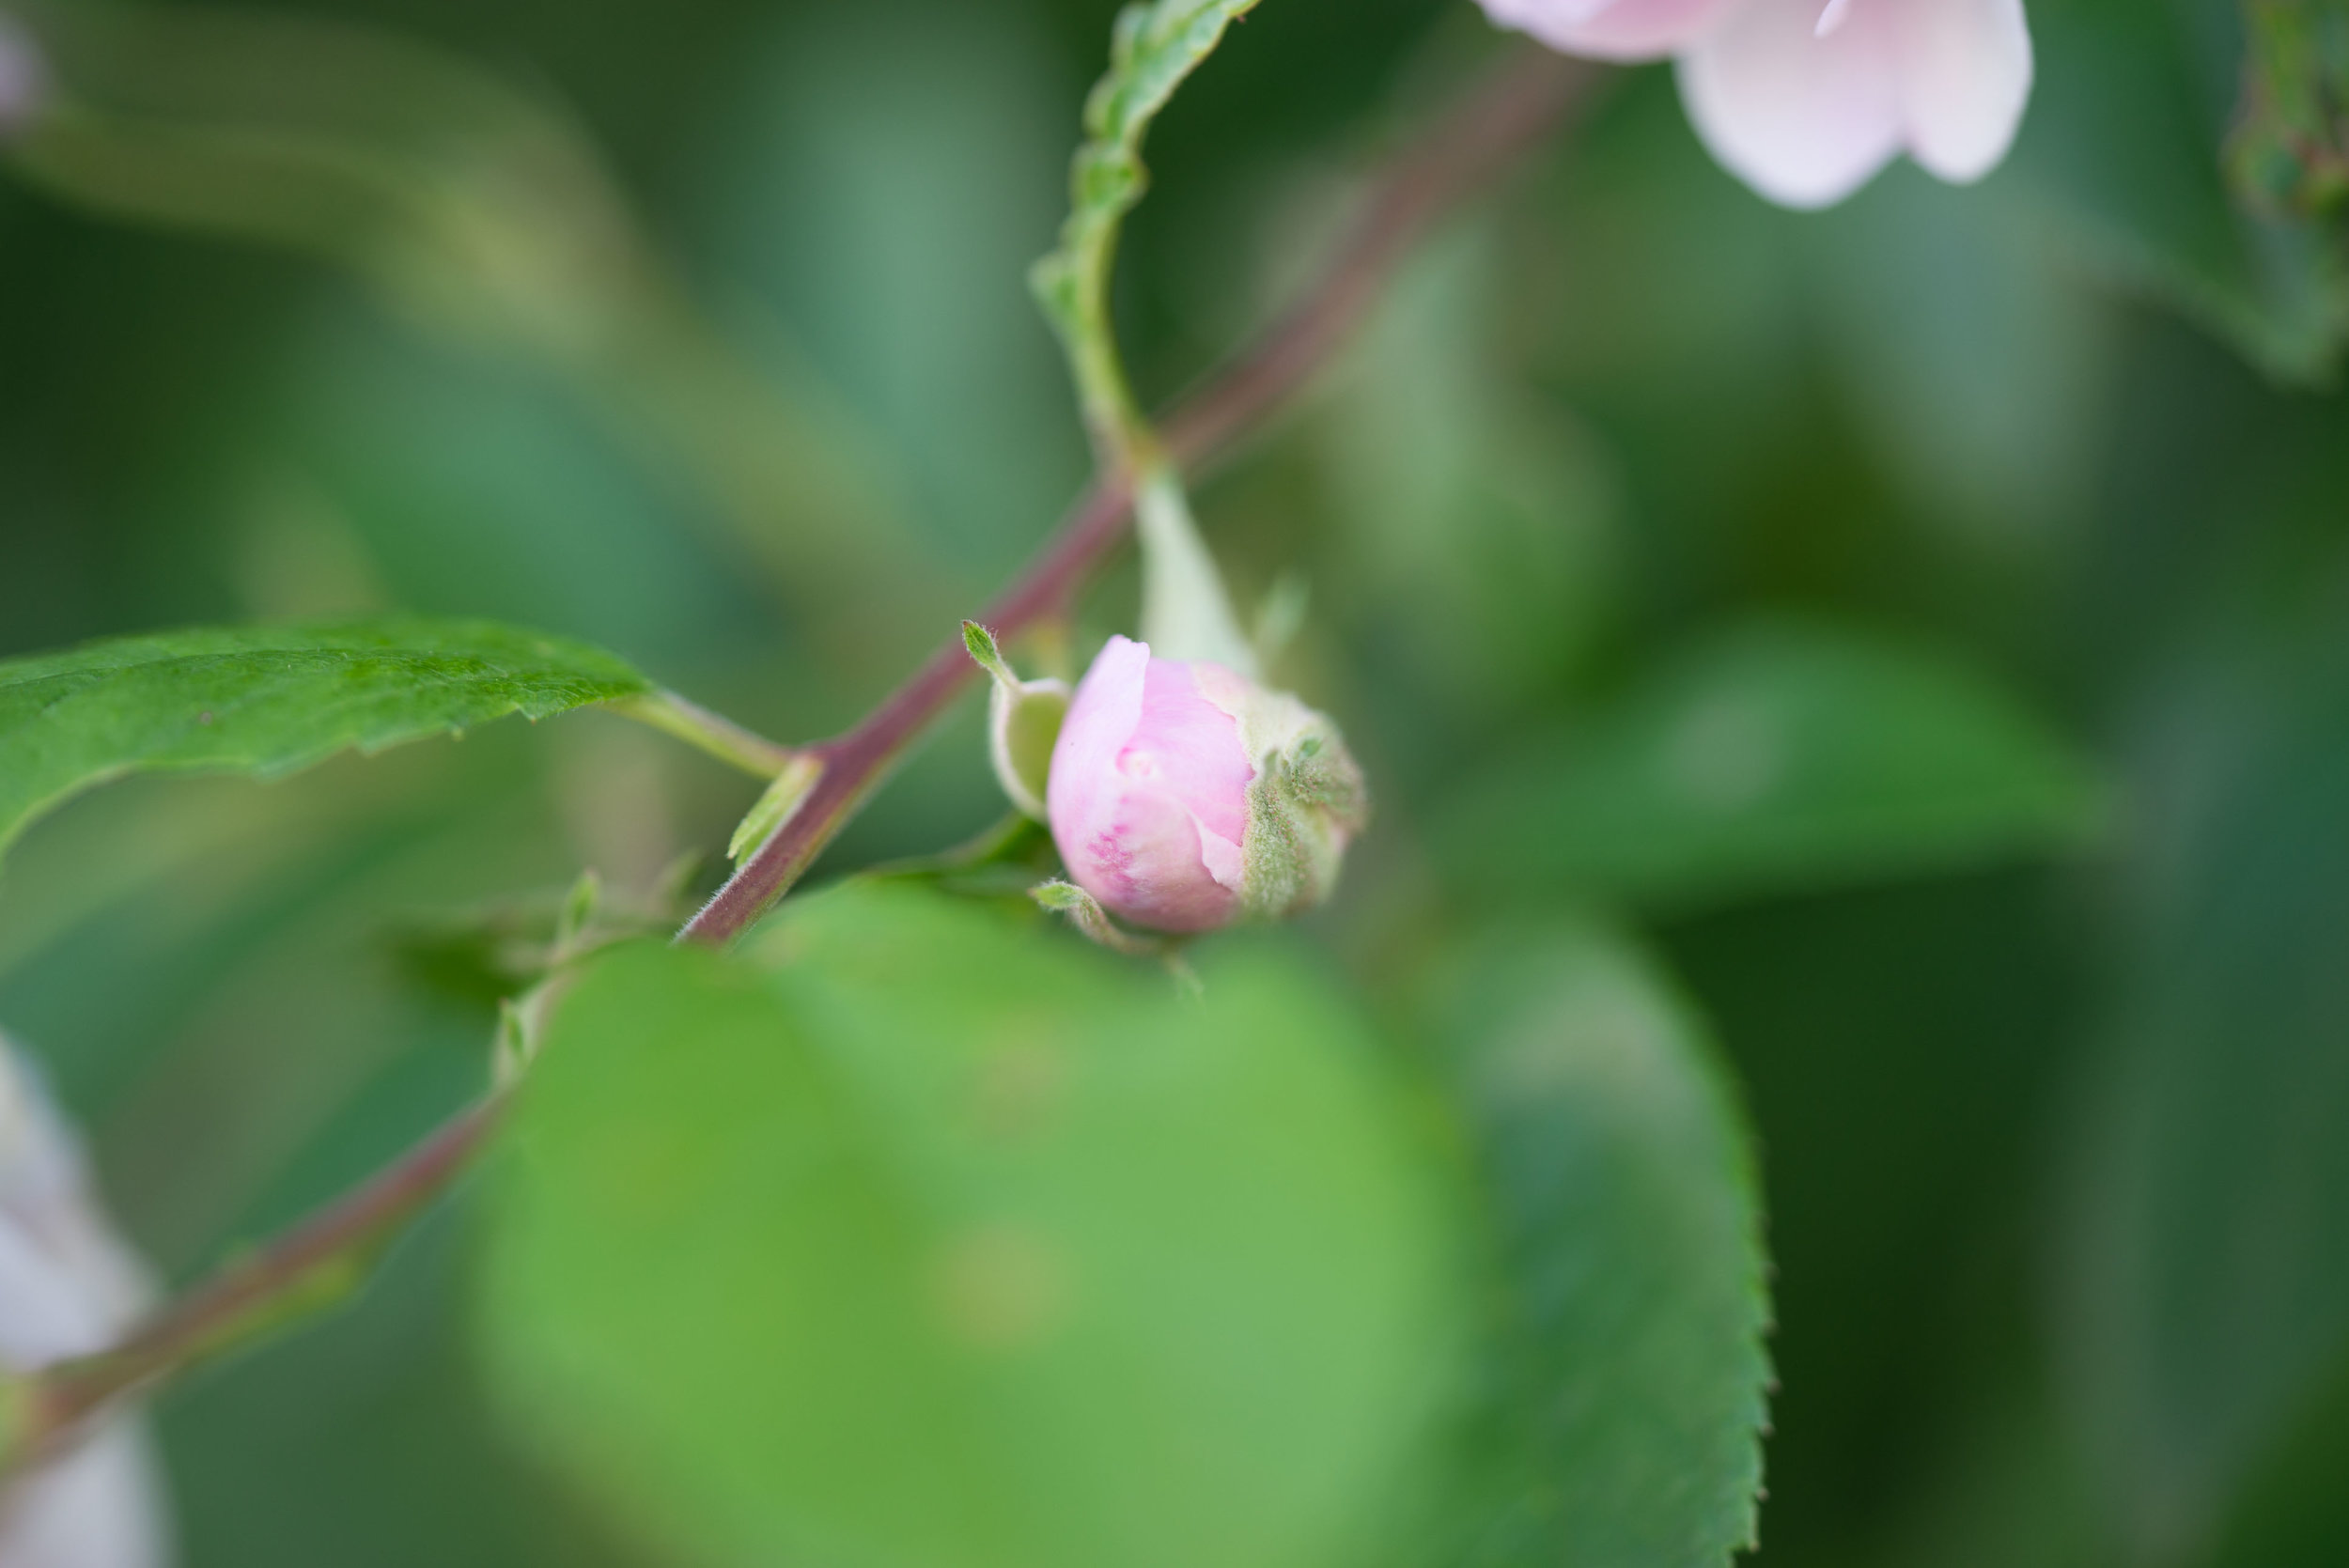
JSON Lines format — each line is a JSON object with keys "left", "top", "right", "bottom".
{"left": 2, "top": 42, "right": 1593, "bottom": 1470}
{"left": 681, "top": 44, "right": 1594, "bottom": 946}
{"left": 10, "top": 1099, "right": 506, "bottom": 1464}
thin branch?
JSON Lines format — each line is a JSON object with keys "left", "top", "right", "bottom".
{"left": 681, "top": 43, "right": 1594, "bottom": 946}
{"left": 8, "top": 1099, "right": 507, "bottom": 1466}
{"left": 1, "top": 41, "right": 1594, "bottom": 1473}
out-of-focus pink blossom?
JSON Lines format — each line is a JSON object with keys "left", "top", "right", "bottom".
{"left": 1478, "top": 0, "right": 1743, "bottom": 60}
{"left": 0, "top": 14, "right": 48, "bottom": 136}
{"left": 1477, "top": 0, "right": 2033, "bottom": 209}
{"left": 0, "top": 1041, "right": 174, "bottom": 1568}
{"left": 1045, "top": 636, "right": 1366, "bottom": 935}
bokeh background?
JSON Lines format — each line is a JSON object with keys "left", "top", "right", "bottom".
{"left": 5, "top": 0, "right": 2349, "bottom": 1563}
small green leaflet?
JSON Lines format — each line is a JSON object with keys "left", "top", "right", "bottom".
{"left": 0, "top": 618, "right": 652, "bottom": 862}
{"left": 1032, "top": 0, "right": 1263, "bottom": 437}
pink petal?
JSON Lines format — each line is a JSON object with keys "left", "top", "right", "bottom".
{"left": 1893, "top": 0, "right": 2032, "bottom": 184}
{"left": 1676, "top": 0, "right": 1905, "bottom": 209}
{"left": 1047, "top": 637, "right": 1247, "bottom": 933}
{"left": 1478, "top": 0, "right": 1745, "bottom": 60}
{"left": 1047, "top": 634, "right": 1150, "bottom": 875}
{"left": 1081, "top": 780, "right": 1239, "bottom": 933}
{"left": 1127, "top": 660, "right": 1253, "bottom": 851}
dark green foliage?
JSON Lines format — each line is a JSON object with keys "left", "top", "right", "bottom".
{"left": 1411, "top": 919, "right": 1771, "bottom": 1568}
{"left": 2230, "top": 0, "right": 2349, "bottom": 215}
{"left": 2061, "top": 649, "right": 2349, "bottom": 1562}
{"left": 1436, "top": 621, "right": 2106, "bottom": 911}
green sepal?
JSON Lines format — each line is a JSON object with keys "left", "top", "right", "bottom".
{"left": 965, "top": 622, "right": 1070, "bottom": 820}
{"left": 728, "top": 753, "right": 825, "bottom": 865}
{"left": 554, "top": 869, "right": 602, "bottom": 958}
{"left": 1190, "top": 666, "right": 1369, "bottom": 920}
{"left": 1029, "top": 877, "right": 1159, "bottom": 957}
{"left": 1133, "top": 470, "right": 1259, "bottom": 678}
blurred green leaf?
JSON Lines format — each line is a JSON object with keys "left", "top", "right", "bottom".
{"left": 704, "top": 0, "right": 1081, "bottom": 578}
{"left": 2061, "top": 652, "right": 2349, "bottom": 1562}
{"left": 1318, "top": 221, "right": 1620, "bottom": 721}
{"left": 0, "top": 618, "right": 648, "bottom": 863}
{"left": 478, "top": 880, "right": 1454, "bottom": 1568}
{"left": 1434, "top": 621, "right": 2108, "bottom": 910}
{"left": 2020, "top": 0, "right": 2349, "bottom": 380}
{"left": 1408, "top": 919, "right": 1771, "bottom": 1568}
{"left": 1, "top": 0, "right": 927, "bottom": 645}
{"left": 2229, "top": 0, "right": 2349, "bottom": 216}
{"left": 163, "top": 1202, "right": 655, "bottom": 1568}
{"left": 2199, "top": 1347, "right": 2349, "bottom": 1568}
{"left": 1806, "top": 168, "right": 2117, "bottom": 549}
{"left": 6, "top": 0, "right": 651, "bottom": 357}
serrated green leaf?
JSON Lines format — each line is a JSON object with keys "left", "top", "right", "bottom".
{"left": 1033, "top": 0, "right": 1263, "bottom": 444}
{"left": 478, "top": 880, "right": 1455, "bottom": 1568}
{"left": 1435, "top": 620, "right": 2107, "bottom": 911}
{"left": 1404, "top": 919, "right": 1772, "bottom": 1568}
{"left": 0, "top": 618, "right": 651, "bottom": 863}
{"left": 1036, "top": 0, "right": 1267, "bottom": 309}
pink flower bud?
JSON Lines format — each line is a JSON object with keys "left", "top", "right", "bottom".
{"left": 1046, "top": 636, "right": 1367, "bottom": 935}
{"left": 1477, "top": 0, "right": 2033, "bottom": 210}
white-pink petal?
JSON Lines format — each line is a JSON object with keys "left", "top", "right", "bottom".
{"left": 1476, "top": 0, "right": 1745, "bottom": 62}
{"left": 1, "top": 1044, "right": 174, "bottom": 1568}
{"left": 1893, "top": 0, "right": 2032, "bottom": 184}
{"left": 0, "top": 13, "right": 45, "bottom": 134}
{"left": 1, "top": 1428, "right": 173, "bottom": 1568}
{"left": 1678, "top": 0, "right": 2031, "bottom": 208}
{"left": 1676, "top": 0, "right": 1906, "bottom": 210}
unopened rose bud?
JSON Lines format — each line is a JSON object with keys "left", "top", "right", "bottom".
{"left": 1046, "top": 635, "right": 1367, "bottom": 934}
{"left": 0, "top": 1039, "right": 174, "bottom": 1568}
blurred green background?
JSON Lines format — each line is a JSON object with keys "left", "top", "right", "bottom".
{"left": 6, "top": 0, "right": 2349, "bottom": 1563}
